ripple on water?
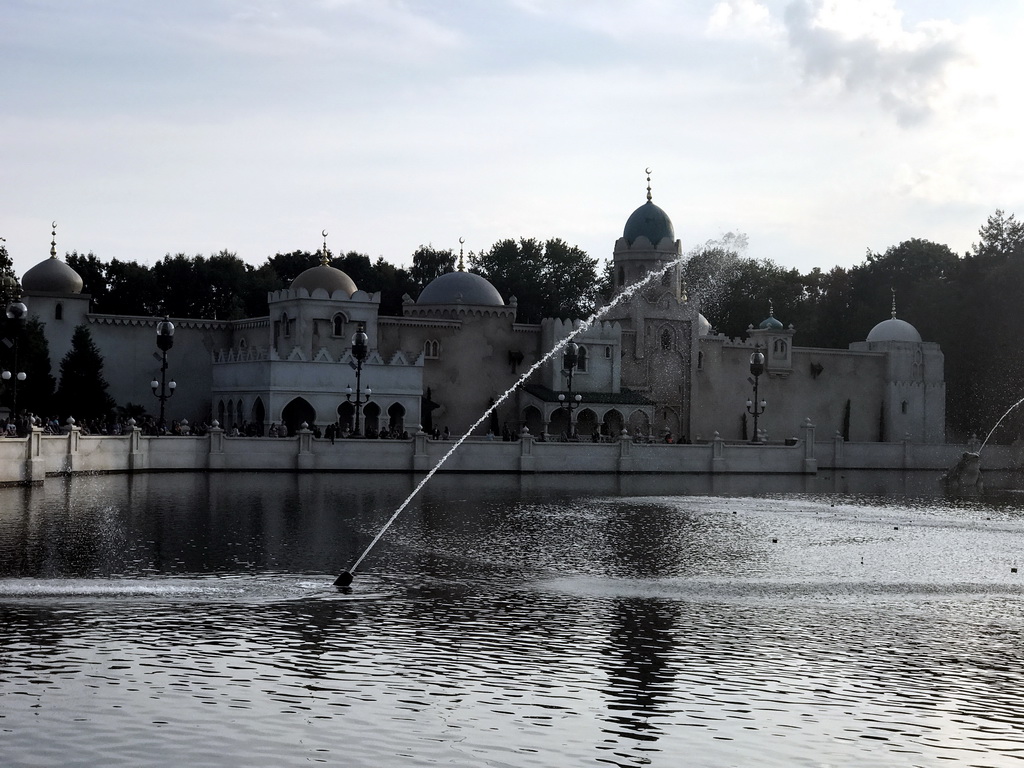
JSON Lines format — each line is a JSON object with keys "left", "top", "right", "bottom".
{"left": 2, "top": 477, "right": 1024, "bottom": 766}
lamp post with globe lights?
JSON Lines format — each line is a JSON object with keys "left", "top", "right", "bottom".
{"left": 345, "top": 322, "right": 371, "bottom": 436}
{"left": 558, "top": 341, "right": 582, "bottom": 439}
{"left": 150, "top": 317, "right": 176, "bottom": 434}
{"left": 746, "top": 346, "right": 767, "bottom": 442}
{"left": 2, "top": 285, "right": 28, "bottom": 428}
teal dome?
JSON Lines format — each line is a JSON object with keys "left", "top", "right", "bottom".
{"left": 623, "top": 201, "right": 675, "bottom": 246}
{"left": 759, "top": 315, "right": 783, "bottom": 330}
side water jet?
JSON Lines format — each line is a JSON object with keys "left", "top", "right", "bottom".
{"left": 941, "top": 395, "right": 1024, "bottom": 491}
{"left": 334, "top": 255, "right": 688, "bottom": 586}
{"left": 978, "top": 396, "right": 1024, "bottom": 454}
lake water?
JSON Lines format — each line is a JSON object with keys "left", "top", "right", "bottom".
{"left": 1, "top": 470, "right": 1022, "bottom": 767}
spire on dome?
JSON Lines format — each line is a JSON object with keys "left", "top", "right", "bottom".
{"left": 458, "top": 237, "right": 465, "bottom": 272}
{"left": 50, "top": 221, "right": 57, "bottom": 258}
{"left": 319, "top": 229, "right": 330, "bottom": 266}
{"left": 645, "top": 167, "right": 653, "bottom": 202}
{"left": 890, "top": 287, "right": 897, "bottom": 319}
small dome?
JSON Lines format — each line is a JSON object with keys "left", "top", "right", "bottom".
{"left": 418, "top": 271, "right": 504, "bottom": 306}
{"left": 759, "top": 315, "right": 783, "bottom": 330}
{"left": 290, "top": 263, "right": 357, "bottom": 297}
{"left": 866, "top": 317, "right": 922, "bottom": 343}
{"left": 623, "top": 200, "right": 675, "bottom": 246}
{"left": 698, "top": 313, "right": 711, "bottom": 337}
{"left": 22, "top": 256, "right": 84, "bottom": 294}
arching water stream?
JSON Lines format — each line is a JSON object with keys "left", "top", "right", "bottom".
{"left": 339, "top": 255, "right": 689, "bottom": 583}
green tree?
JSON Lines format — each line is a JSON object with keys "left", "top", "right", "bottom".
{"left": 266, "top": 251, "right": 319, "bottom": 286}
{"left": 409, "top": 245, "right": 456, "bottom": 295}
{"left": 66, "top": 252, "right": 110, "bottom": 308}
{"left": 540, "top": 238, "right": 599, "bottom": 319}
{"left": 20, "top": 319, "right": 57, "bottom": 418}
{"left": 55, "top": 325, "right": 116, "bottom": 423}
{"left": 970, "top": 209, "right": 1024, "bottom": 261}
{"left": 105, "top": 259, "right": 159, "bottom": 315}
{"left": 369, "top": 257, "right": 414, "bottom": 315}
{"left": 470, "top": 237, "right": 596, "bottom": 323}
{"left": 0, "top": 239, "right": 14, "bottom": 280}
{"left": 205, "top": 250, "right": 251, "bottom": 320}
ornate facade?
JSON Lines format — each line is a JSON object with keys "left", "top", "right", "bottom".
{"left": 18, "top": 189, "right": 945, "bottom": 443}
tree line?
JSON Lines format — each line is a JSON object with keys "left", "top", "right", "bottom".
{"left": 1, "top": 212, "right": 1023, "bottom": 441}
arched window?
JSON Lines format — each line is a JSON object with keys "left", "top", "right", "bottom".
{"left": 424, "top": 339, "right": 440, "bottom": 359}
{"left": 697, "top": 350, "right": 704, "bottom": 370}
{"left": 238, "top": 337, "right": 247, "bottom": 350}
{"left": 773, "top": 339, "right": 787, "bottom": 356}
{"left": 661, "top": 269, "right": 671, "bottom": 286}
{"left": 605, "top": 346, "right": 612, "bottom": 359}
{"left": 55, "top": 302, "right": 63, "bottom": 320}
{"left": 576, "top": 345, "right": 588, "bottom": 373}
{"left": 281, "top": 312, "right": 290, "bottom": 337}
{"left": 901, "top": 400, "right": 908, "bottom": 414}
{"left": 661, "top": 328, "right": 672, "bottom": 350}
{"left": 617, "top": 266, "right": 625, "bottom": 287}
{"left": 332, "top": 313, "right": 347, "bottom": 336}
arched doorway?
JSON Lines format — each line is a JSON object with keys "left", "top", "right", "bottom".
{"left": 627, "top": 409, "right": 651, "bottom": 440}
{"left": 337, "top": 402, "right": 354, "bottom": 433}
{"left": 521, "top": 406, "right": 542, "bottom": 438}
{"left": 603, "top": 409, "right": 624, "bottom": 438}
{"left": 251, "top": 397, "right": 266, "bottom": 436}
{"left": 363, "top": 402, "right": 382, "bottom": 437}
{"left": 575, "top": 408, "right": 598, "bottom": 438}
{"left": 386, "top": 403, "right": 406, "bottom": 435}
{"left": 282, "top": 397, "right": 315, "bottom": 437}
{"left": 549, "top": 408, "right": 571, "bottom": 440}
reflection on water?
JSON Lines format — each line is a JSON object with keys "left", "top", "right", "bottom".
{"left": 1, "top": 471, "right": 1023, "bottom": 767}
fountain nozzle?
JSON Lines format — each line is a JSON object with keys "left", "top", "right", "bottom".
{"left": 334, "top": 571, "right": 354, "bottom": 587}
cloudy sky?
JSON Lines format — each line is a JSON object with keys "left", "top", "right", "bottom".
{"left": 2, "top": 0, "right": 1022, "bottom": 282}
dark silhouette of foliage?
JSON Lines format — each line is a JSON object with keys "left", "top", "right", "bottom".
{"left": 55, "top": 324, "right": 116, "bottom": 423}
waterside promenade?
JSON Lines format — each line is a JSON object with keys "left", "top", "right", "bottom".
{"left": 1, "top": 420, "right": 1014, "bottom": 486}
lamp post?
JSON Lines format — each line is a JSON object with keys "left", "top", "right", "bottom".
{"left": 150, "top": 317, "right": 176, "bottom": 433}
{"left": 558, "top": 341, "right": 582, "bottom": 438}
{"left": 346, "top": 322, "right": 371, "bottom": 436}
{"left": 746, "top": 345, "right": 766, "bottom": 442}
{"left": 3, "top": 290, "right": 28, "bottom": 426}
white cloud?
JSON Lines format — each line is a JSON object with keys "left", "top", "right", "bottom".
{"left": 706, "top": 0, "right": 778, "bottom": 40}
{"left": 781, "top": 0, "right": 971, "bottom": 126}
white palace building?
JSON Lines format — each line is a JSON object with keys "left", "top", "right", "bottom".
{"left": 18, "top": 187, "right": 945, "bottom": 445}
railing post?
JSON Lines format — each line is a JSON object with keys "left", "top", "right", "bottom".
{"left": 712, "top": 431, "right": 725, "bottom": 472}
{"left": 297, "top": 422, "right": 314, "bottom": 471}
{"left": 64, "top": 417, "right": 81, "bottom": 475}
{"left": 25, "top": 425, "right": 45, "bottom": 484}
{"left": 208, "top": 421, "right": 225, "bottom": 470}
{"left": 519, "top": 428, "right": 535, "bottom": 473}
{"left": 128, "top": 419, "right": 145, "bottom": 472}
{"left": 413, "top": 426, "right": 430, "bottom": 472}
{"left": 617, "top": 429, "right": 634, "bottom": 473}
{"left": 802, "top": 418, "right": 817, "bottom": 473}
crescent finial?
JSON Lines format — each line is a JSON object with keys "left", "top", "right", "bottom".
{"left": 322, "top": 229, "right": 328, "bottom": 238}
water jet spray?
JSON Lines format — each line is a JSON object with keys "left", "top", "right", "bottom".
{"left": 334, "top": 254, "right": 689, "bottom": 586}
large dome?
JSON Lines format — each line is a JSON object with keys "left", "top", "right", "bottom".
{"left": 22, "top": 256, "right": 84, "bottom": 294}
{"left": 623, "top": 200, "right": 675, "bottom": 246}
{"left": 290, "top": 263, "right": 357, "bottom": 296}
{"left": 866, "top": 317, "right": 922, "bottom": 343}
{"left": 417, "top": 271, "right": 504, "bottom": 306}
